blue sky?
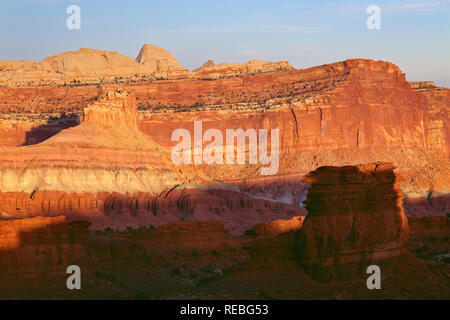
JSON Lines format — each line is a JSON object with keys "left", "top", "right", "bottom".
{"left": 1, "top": 0, "right": 449, "bottom": 86}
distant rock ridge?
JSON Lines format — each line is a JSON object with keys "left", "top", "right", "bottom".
{"left": 193, "top": 59, "right": 215, "bottom": 72}
{"left": 0, "top": 45, "right": 294, "bottom": 87}
{"left": 192, "top": 58, "right": 293, "bottom": 79}
{"left": 135, "top": 44, "right": 190, "bottom": 78}
{"left": 410, "top": 81, "right": 436, "bottom": 90}
{"left": 43, "top": 48, "right": 137, "bottom": 77}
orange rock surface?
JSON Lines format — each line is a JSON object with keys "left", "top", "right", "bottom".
{"left": 135, "top": 44, "right": 191, "bottom": 79}
{"left": 0, "top": 45, "right": 448, "bottom": 236}
{"left": 192, "top": 58, "right": 293, "bottom": 79}
{"left": 83, "top": 88, "right": 138, "bottom": 129}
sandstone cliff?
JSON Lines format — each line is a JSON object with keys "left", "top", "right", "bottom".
{"left": 0, "top": 53, "right": 448, "bottom": 233}
{"left": 83, "top": 88, "right": 138, "bottom": 129}
{"left": 0, "top": 88, "right": 307, "bottom": 234}
{"left": 295, "top": 163, "right": 410, "bottom": 282}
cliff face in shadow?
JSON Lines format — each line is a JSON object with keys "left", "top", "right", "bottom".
{"left": 295, "top": 163, "right": 410, "bottom": 282}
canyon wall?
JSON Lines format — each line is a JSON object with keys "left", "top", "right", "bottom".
{"left": 0, "top": 88, "right": 307, "bottom": 234}
{"left": 0, "top": 46, "right": 448, "bottom": 234}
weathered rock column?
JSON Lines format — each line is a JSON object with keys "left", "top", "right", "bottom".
{"left": 295, "top": 162, "right": 409, "bottom": 282}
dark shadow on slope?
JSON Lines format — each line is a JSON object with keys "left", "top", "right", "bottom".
{"left": 21, "top": 113, "right": 80, "bottom": 146}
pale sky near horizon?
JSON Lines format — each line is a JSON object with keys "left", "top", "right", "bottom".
{"left": 0, "top": 0, "right": 449, "bottom": 86}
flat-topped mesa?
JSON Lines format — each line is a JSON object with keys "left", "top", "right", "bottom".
{"left": 410, "top": 81, "right": 436, "bottom": 90}
{"left": 83, "top": 88, "right": 138, "bottom": 129}
{"left": 296, "top": 163, "right": 410, "bottom": 282}
{"left": 136, "top": 44, "right": 191, "bottom": 79}
{"left": 192, "top": 58, "right": 293, "bottom": 79}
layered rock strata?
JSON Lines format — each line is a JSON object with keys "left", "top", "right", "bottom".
{"left": 0, "top": 88, "right": 305, "bottom": 234}
{"left": 295, "top": 163, "right": 410, "bottom": 282}
{"left": 0, "top": 46, "right": 448, "bottom": 228}
{"left": 192, "top": 59, "right": 293, "bottom": 78}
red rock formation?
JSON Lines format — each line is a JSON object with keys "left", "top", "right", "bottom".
{"left": 83, "top": 88, "right": 138, "bottom": 129}
{"left": 411, "top": 83, "right": 450, "bottom": 158}
{"left": 192, "top": 59, "right": 293, "bottom": 79}
{"left": 296, "top": 163, "right": 410, "bottom": 282}
{"left": 0, "top": 186, "right": 306, "bottom": 236}
{"left": 0, "top": 51, "right": 448, "bottom": 233}
{"left": 136, "top": 44, "right": 191, "bottom": 79}
{"left": 0, "top": 46, "right": 448, "bottom": 299}
{"left": 0, "top": 88, "right": 308, "bottom": 235}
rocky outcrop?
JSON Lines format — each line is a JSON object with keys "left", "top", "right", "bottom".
{"left": 0, "top": 60, "right": 57, "bottom": 87}
{"left": 192, "top": 59, "right": 293, "bottom": 79}
{"left": 193, "top": 59, "right": 215, "bottom": 72}
{"left": 136, "top": 44, "right": 190, "bottom": 79}
{"left": 83, "top": 89, "right": 138, "bottom": 129}
{"left": 44, "top": 48, "right": 142, "bottom": 79}
{"left": 295, "top": 163, "right": 410, "bottom": 282}
{"left": 410, "top": 81, "right": 436, "bottom": 90}
{"left": 412, "top": 84, "right": 450, "bottom": 158}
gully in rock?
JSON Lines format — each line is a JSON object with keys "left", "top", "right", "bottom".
{"left": 171, "top": 120, "right": 280, "bottom": 175}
